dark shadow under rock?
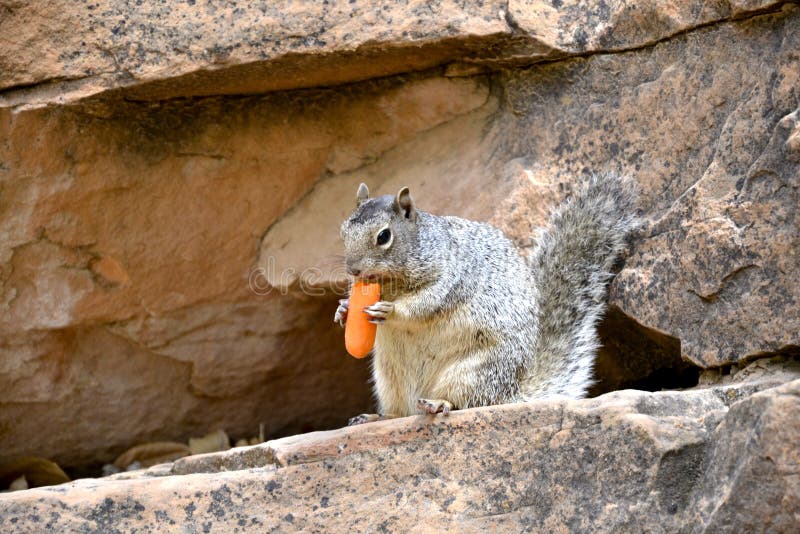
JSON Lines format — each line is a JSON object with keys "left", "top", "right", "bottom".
{"left": 591, "top": 305, "right": 699, "bottom": 396}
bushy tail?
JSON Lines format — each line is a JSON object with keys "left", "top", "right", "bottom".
{"left": 522, "top": 173, "right": 639, "bottom": 400}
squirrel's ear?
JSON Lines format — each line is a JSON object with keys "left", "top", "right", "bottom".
{"left": 356, "top": 183, "right": 370, "bottom": 206}
{"left": 395, "top": 187, "right": 417, "bottom": 222}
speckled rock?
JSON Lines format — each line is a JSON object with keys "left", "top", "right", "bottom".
{"left": 1, "top": 370, "right": 797, "bottom": 532}
{"left": 688, "top": 379, "right": 800, "bottom": 531}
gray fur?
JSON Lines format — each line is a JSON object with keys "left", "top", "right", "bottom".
{"left": 338, "top": 173, "right": 639, "bottom": 417}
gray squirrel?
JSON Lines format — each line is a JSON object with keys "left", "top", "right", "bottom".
{"left": 334, "top": 173, "right": 639, "bottom": 423}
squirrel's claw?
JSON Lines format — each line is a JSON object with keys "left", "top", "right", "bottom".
{"left": 334, "top": 299, "right": 349, "bottom": 327}
{"left": 417, "top": 398, "right": 454, "bottom": 416}
{"left": 364, "top": 301, "right": 394, "bottom": 324}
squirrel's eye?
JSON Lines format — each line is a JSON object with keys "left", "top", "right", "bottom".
{"left": 376, "top": 228, "right": 392, "bottom": 246}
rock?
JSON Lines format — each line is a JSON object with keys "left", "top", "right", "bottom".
{"left": 89, "top": 255, "right": 131, "bottom": 287}
{"left": 0, "top": 1, "right": 508, "bottom": 107}
{"left": 0, "top": 457, "right": 70, "bottom": 490}
{"left": 1, "top": 376, "right": 797, "bottom": 531}
{"left": 8, "top": 475, "right": 28, "bottom": 492}
{"left": 497, "top": 4, "right": 800, "bottom": 368}
{"left": 254, "top": 76, "right": 496, "bottom": 290}
{"left": 688, "top": 380, "right": 800, "bottom": 531}
{"left": 592, "top": 305, "right": 697, "bottom": 395}
{"left": 1, "top": 0, "right": 787, "bottom": 109}
{"left": 0, "top": 0, "right": 798, "bottom": 477}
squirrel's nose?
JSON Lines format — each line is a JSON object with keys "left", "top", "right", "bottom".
{"left": 346, "top": 259, "right": 361, "bottom": 277}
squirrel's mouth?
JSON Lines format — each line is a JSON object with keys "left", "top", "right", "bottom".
{"left": 353, "top": 271, "right": 391, "bottom": 284}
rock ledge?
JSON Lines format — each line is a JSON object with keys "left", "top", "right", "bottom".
{"left": 2, "top": 370, "right": 798, "bottom": 532}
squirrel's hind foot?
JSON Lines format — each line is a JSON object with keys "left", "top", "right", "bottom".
{"left": 417, "top": 398, "right": 453, "bottom": 416}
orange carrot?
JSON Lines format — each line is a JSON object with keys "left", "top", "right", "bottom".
{"left": 345, "top": 281, "right": 381, "bottom": 358}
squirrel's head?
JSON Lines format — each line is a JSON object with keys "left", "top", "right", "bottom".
{"left": 340, "top": 183, "right": 420, "bottom": 285}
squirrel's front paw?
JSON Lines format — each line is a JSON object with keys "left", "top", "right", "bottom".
{"left": 364, "top": 301, "right": 394, "bottom": 324}
{"left": 417, "top": 398, "right": 454, "bottom": 416}
{"left": 333, "top": 299, "right": 349, "bottom": 327}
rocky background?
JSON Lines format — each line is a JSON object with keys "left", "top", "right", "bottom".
{"left": 0, "top": 0, "right": 798, "bottom": 529}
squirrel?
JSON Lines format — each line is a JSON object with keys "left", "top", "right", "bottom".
{"left": 334, "top": 173, "right": 639, "bottom": 424}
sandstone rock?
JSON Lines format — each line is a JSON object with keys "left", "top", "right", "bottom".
{"left": 1, "top": 0, "right": 788, "bottom": 109}
{"left": 1, "top": 376, "right": 797, "bottom": 531}
{"left": 0, "top": 457, "right": 70, "bottom": 491}
{"left": 256, "top": 77, "right": 500, "bottom": 290}
{"left": 0, "top": 1, "right": 507, "bottom": 107}
{"left": 497, "top": 5, "right": 800, "bottom": 367}
{"left": 688, "top": 379, "right": 800, "bottom": 531}
{"left": 0, "top": 75, "right": 494, "bottom": 471}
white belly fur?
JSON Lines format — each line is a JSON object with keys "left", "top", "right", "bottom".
{"left": 372, "top": 313, "right": 475, "bottom": 416}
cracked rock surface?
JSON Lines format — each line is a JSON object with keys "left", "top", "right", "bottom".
{"left": 0, "top": 0, "right": 791, "bottom": 108}
{"left": 497, "top": 5, "right": 800, "bottom": 367}
{"left": 0, "top": 0, "right": 798, "bottom": 491}
{"left": 1, "top": 364, "right": 798, "bottom": 532}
